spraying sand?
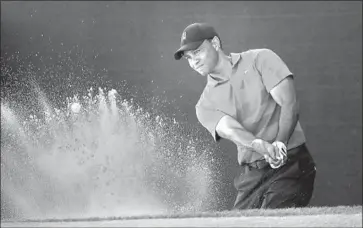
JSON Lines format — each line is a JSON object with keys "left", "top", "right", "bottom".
{"left": 1, "top": 51, "right": 223, "bottom": 220}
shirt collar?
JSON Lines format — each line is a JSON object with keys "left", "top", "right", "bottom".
{"left": 207, "top": 53, "right": 242, "bottom": 86}
{"left": 230, "top": 52, "right": 242, "bottom": 67}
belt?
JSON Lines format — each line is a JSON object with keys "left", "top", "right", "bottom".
{"left": 240, "top": 144, "right": 306, "bottom": 169}
{"left": 241, "top": 159, "right": 269, "bottom": 169}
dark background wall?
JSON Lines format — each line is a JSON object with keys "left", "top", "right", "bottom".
{"left": 1, "top": 1, "right": 361, "bottom": 213}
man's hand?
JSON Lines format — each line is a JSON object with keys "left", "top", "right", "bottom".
{"left": 251, "top": 139, "right": 287, "bottom": 169}
{"left": 272, "top": 141, "right": 287, "bottom": 157}
{"left": 267, "top": 141, "right": 288, "bottom": 169}
{"left": 264, "top": 154, "right": 284, "bottom": 168}
{"left": 251, "top": 139, "right": 280, "bottom": 159}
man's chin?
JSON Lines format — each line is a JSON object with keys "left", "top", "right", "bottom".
{"left": 198, "top": 70, "right": 209, "bottom": 77}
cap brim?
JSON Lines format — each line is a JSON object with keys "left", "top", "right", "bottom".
{"left": 174, "top": 41, "right": 204, "bottom": 60}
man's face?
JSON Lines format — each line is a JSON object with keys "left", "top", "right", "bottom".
{"left": 183, "top": 40, "right": 219, "bottom": 76}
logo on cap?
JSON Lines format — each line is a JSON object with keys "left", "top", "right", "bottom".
{"left": 181, "top": 32, "right": 186, "bottom": 41}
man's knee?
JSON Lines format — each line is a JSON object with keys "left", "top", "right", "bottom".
{"left": 261, "top": 181, "right": 315, "bottom": 209}
{"left": 297, "top": 170, "right": 316, "bottom": 206}
{"left": 261, "top": 191, "right": 298, "bottom": 209}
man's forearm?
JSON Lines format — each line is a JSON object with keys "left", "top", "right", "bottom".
{"left": 275, "top": 104, "right": 299, "bottom": 145}
{"left": 216, "top": 115, "right": 256, "bottom": 149}
{"left": 216, "top": 115, "right": 281, "bottom": 158}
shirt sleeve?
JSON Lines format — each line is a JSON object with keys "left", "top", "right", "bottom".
{"left": 255, "top": 49, "right": 293, "bottom": 92}
{"left": 195, "top": 104, "right": 226, "bottom": 142}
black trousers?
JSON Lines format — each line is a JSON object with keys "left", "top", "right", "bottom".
{"left": 233, "top": 144, "right": 316, "bottom": 210}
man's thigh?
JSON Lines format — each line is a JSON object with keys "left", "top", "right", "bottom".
{"left": 233, "top": 165, "right": 267, "bottom": 209}
{"left": 261, "top": 146, "right": 316, "bottom": 208}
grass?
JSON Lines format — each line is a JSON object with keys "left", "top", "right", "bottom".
{"left": 2, "top": 205, "right": 361, "bottom": 223}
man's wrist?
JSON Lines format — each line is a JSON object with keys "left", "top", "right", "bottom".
{"left": 250, "top": 139, "right": 263, "bottom": 148}
{"left": 274, "top": 138, "right": 288, "bottom": 145}
{"left": 250, "top": 139, "right": 269, "bottom": 156}
{"left": 273, "top": 140, "right": 286, "bottom": 146}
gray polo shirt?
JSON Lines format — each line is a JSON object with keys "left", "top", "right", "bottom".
{"left": 195, "top": 48, "right": 306, "bottom": 165}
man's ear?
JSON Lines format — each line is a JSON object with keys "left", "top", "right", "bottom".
{"left": 211, "top": 36, "right": 221, "bottom": 50}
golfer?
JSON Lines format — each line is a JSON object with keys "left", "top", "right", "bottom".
{"left": 174, "top": 23, "right": 316, "bottom": 209}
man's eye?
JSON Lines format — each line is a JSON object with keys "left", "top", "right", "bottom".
{"left": 193, "top": 49, "right": 201, "bottom": 55}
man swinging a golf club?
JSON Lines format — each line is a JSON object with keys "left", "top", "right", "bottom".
{"left": 174, "top": 23, "right": 316, "bottom": 209}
